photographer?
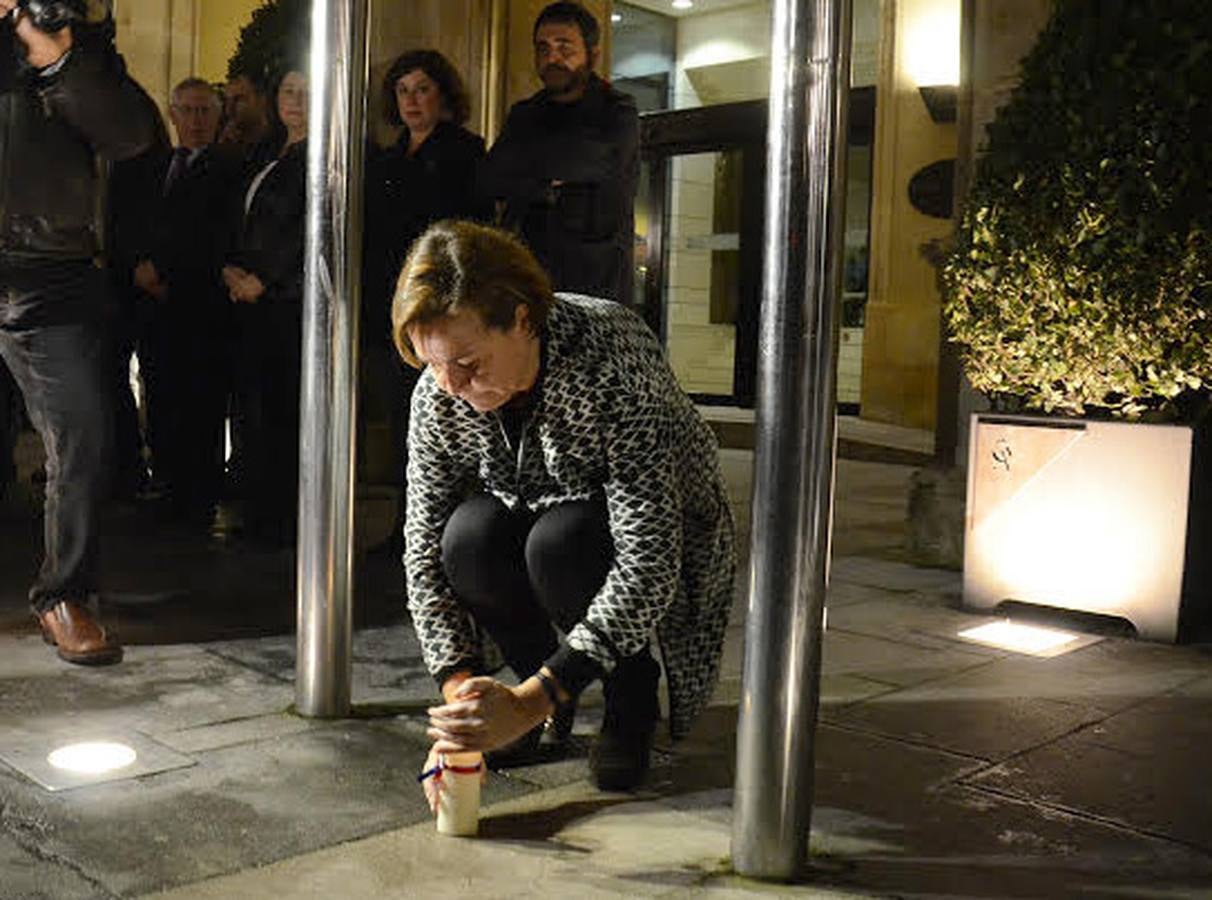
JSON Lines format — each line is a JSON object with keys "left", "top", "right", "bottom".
{"left": 0, "top": 0, "right": 158, "bottom": 664}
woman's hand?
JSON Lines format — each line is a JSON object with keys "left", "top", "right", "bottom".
{"left": 222, "top": 266, "right": 265, "bottom": 304}
{"left": 235, "top": 273, "right": 266, "bottom": 303}
{"left": 426, "top": 676, "right": 548, "bottom": 754}
{"left": 133, "top": 260, "right": 167, "bottom": 300}
{"left": 419, "top": 743, "right": 443, "bottom": 813}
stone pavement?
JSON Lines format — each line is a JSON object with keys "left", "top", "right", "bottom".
{"left": 1, "top": 442, "right": 1211, "bottom": 899}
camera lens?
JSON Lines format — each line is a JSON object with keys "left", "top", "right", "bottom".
{"left": 19, "top": 0, "right": 84, "bottom": 33}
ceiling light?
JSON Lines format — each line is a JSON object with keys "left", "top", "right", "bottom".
{"left": 672, "top": 0, "right": 693, "bottom": 9}
{"left": 957, "top": 620, "right": 1082, "bottom": 656}
{"left": 47, "top": 741, "right": 137, "bottom": 775}
{"left": 611, "top": 12, "right": 621, "bottom": 22}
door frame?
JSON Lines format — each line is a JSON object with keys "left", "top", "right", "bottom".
{"left": 638, "top": 88, "right": 875, "bottom": 407}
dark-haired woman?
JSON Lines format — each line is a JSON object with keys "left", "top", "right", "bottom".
{"left": 222, "top": 68, "right": 308, "bottom": 546}
{"left": 364, "top": 49, "right": 488, "bottom": 557}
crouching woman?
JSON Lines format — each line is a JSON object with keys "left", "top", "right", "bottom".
{"left": 393, "top": 221, "right": 735, "bottom": 800}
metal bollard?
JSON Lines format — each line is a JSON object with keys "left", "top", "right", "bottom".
{"left": 731, "top": 0, "right": 852, "bottom": 880}
{"left": 296, "top": 0, "right": 370, "bottom": 718}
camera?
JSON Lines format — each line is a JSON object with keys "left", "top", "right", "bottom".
{"left": 16, "top": 0, "right": 86, "bottom": 33}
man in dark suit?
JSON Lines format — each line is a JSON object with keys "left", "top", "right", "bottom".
{"left": 132, "top": 77, "right": 240, "bottom": 527}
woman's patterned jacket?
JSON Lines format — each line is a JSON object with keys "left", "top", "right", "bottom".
{"left": 404, "top": 294, "right": 736, "bottom": 738}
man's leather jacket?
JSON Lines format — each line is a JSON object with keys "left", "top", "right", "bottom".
{"left": 481, "top": 75, "right": 639, "bottom": 307}
{"left": 0, "top": 25, "right": 158, "bottom": 263}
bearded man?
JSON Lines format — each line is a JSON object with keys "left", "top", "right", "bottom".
{"left": 481, "top": 2, "right": 638, "bottom": 307}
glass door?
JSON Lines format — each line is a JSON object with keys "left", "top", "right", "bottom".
{"left": 637, "top": 90, "right": 875, "bottom": 409}
{"left": 638, "top": 101, "right": 766, "bottom": 407}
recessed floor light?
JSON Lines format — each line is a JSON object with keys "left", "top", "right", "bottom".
{"left": 0, "top": 732, "right": 194, "bottom": 792}
{"left": 956, "top": 619, "right": 1098, "bottom": 657}
{"left": 47, "top": 741, "right": 137, "bottom": 775}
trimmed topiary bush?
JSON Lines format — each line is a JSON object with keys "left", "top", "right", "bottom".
{"left": 943, "top": 0, "right": 1212, "bottom": 419}
{"left": 226, "top": 0, "right": 310, "bottom": 89}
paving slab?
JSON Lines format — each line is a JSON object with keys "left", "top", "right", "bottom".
{"left": 0, "top": 831, "right": 104, "bottom": 900}
{"left": 711, "top": 671, "right": 894, "bottom": 709}
{"left": 825, "top": 593, "right": 1014, "bottom": 656}
{"left": 158, "top": 711, "right": 319, "bottom": 755}
{"left": 136, "top": 720, "right": 1212, "bottom": 900}
{"left": 0, "top": 644, "right": 295, "bottom": 744}
{"left": 825, "top": 579, "right": 919, "bottom": 609}
{"left": 0, "top": 719, "right": 498, "bottom": 898}
{"left": 808, "top": 725, "right": 1212, "bottom": 898}
{"left": 207, "top": 625, "right": 437, "bottom": 707}
{"left": 823, "top": 673, "right": 1107, "bottom": 762}
{"left": 821, "top": 628, "right": 993, "bottom": 690}
{"left": 850, "top": 638, "right": 1210, "bottom": 717}
{"left": 966, "top": 683, "right": 1212, "bottom": 854}
{"left": 831, "top": 557, "right": 963, "bottom": 595}
{"left": 138, "top": 783, "right": 868, "bottom": 900}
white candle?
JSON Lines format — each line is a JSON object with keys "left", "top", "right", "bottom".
{"left": 436, "top": 752, "right": 482, "bottom": 837}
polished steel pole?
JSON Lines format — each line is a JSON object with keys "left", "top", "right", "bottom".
{"left": 731, "top": 0, "right": 851, "bottom": 880}
{"left": 296, "top": 0, "right": 369, "bottom": 717}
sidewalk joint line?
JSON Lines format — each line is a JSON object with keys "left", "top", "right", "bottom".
{"left": 817, "top": 720, "right": 991, "bottom": 765}
{"left": 203, "top": 647, "right": 294, "bottom": 684}
{"left": 955, "top": 781, "right": 1212, "bottom": 858}
{"left": 0, "top": 801, "right": 123, "bottom": 899}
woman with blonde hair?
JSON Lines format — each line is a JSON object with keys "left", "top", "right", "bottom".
{"left": 394, "top": 220, "right": 735, "bottom": 803}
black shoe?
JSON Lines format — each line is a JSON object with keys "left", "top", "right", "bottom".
{"left": 590, "top": 650, "right": 660, "bottom": 791}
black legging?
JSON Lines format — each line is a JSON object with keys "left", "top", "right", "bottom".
{"left": 440, "top": 493, "right": 613, "bottom": 681}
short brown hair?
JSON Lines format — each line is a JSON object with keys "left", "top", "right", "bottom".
{"left": 382, "top": 49, "right": 472, "bottom": 128}
{"left": 392, "top": 221, "right": 553, "bottom": 367}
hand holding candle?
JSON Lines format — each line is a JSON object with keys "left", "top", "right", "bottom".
{"left": 426, "top": 675, "right": 551, "bottom": 754}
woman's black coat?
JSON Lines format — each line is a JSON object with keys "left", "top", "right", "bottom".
{"left": 363, "top": 121, "right": 488, "bottom": 342}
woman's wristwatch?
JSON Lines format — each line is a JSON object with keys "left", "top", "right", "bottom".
{"left": 534, "top": 667, "right": 565, "bottom": 720}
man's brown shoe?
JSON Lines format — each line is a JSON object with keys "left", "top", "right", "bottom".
{"left": 35, "top": 601, "right": 123, "bottom": 666}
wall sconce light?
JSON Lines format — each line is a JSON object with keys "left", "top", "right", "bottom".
{"left": 905, "top": 3, "right": 960, "bottom": 122}
{"left": 918, "top": 84, "right": 957, "bottom": 123}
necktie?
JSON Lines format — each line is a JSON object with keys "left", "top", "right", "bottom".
{"left": 163, "top": 147, "right": 191, "bottom": 195}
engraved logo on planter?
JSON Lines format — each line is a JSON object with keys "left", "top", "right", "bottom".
{"left": 991, "top": 438, "right": 1013, "bottom": 472}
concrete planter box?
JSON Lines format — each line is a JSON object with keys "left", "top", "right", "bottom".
{"left": 963, "top": 413, "right": 1212, "bottom": 641}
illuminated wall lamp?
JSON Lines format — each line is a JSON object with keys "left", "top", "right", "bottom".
{"left": 918, "top": 84, "right": 957, "bottom": 123}
{"left": 904, "top": 6, "right": 960, "bottom": 123}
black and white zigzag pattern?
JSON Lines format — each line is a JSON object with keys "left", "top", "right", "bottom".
{"left": 404, "top": 294, "right": 735, "bottom": 737}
